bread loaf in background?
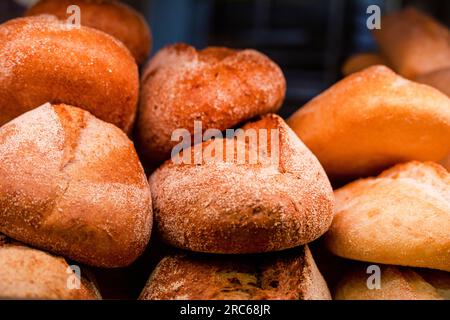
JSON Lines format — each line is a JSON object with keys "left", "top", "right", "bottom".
{"left": 288, "top": 66, "right": 450, "bottom": 180}
{"left": 26, "top": 0, "right": 152, "bottom": 64}
{"left": 0, "top": 234, "right": 100, "bottom": 300}
{"left": 372, "top": 7, "right": 450, "bottom": 78}
{"left": 0, "top": 103, "right": 152, "bottom": 267}
{"left": 140, "top": 245, "right": 331, "bottom": 300}
{"left": 0, "top": 15, "right": 139, "bottom": 133}
{"left": 334, "top": 264, "right": 450, "bottom": 300}
{"left": 341, "top": 53, "right": 387, "bottom": 76}
{"left": 414, "top": 67, "right": 450, "bottom": 97}
{"left": 137, "top": 43, "right": 286, "bottom": 165}
{"left": 325, "top": 161, "right": 450, "bottom": 272}
{"left": 149, "top": 114, "right": 334, "bottom": 254}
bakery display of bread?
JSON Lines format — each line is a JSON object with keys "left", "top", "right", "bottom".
{"left": 0, "top": 103, "right": 152, "bottom": 268}
{"left": 136, "top": 43, "right": 286, "bottom": 165}
{"left": 325, "top": 161, "right": 450, "bottom": 272}
{"left": 149, "top": 114, "right": 334, "bottom": 254}
{"left": 334, "top": 264, "right": 450, "bottom": 300}
{"left": 0, "top": 15, "right": 139, "bottom": 133}
{"left": 415, "top": 67, "right": 450, "bottom": 97}
{"left": 372, "top": 7, "right": 450, "bottom": 78}
{"left": 0, "top": 233, "right": 100, "bottom": 300}
{"left": 287, "top": 65, "right": 450, "bottom": 180}
{"left": 139, "top": 245, "right": 331, "bottom": 300}
{"left": 26, "top": 0, "right": 152, "bottom": 64}
{"left": 341, "top": 53, "right": 387, "bottom": 76}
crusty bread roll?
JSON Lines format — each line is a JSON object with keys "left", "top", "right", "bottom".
{"left": 0, "top": 234, "right": 100, "bottom": 299}
{"left": 372, "top": 7, "right": 450, "bottom": 78}
{"left": 139, "top": 245, "right": 331, "bottom": 300}
{"left": 0, "top": 103, "right": 152, "bottom": 267}
{"left": 341, "top": 53, "right": 387, "bottom": 76}
{"left": 334, "top": 264, "right": 449, "bottom": 300}
{"left": 0, "top": 15, "right": 138, "bottom": 133}
{"left": 26, "top": 0, "right": 151, "bottom": 64}
{"left": 288, "top": 65, "right": 450, "bottom": 180}
{"left": 325, "top": 161, "right": 450, "bottom": 272}
{"left": 137, "top": 43, "right": 286, "bottom": 165}
{"left": 415, "top": 67, "right": 450, "bottom": 97}
{"left": 149, "top": 114, "right": 334, "bottom": 254}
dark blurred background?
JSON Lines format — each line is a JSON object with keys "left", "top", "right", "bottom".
{"left": 2, "top": 0, "right": 450, "bottom": 117}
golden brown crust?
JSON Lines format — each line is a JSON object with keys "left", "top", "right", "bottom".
{"left": 0, "top": 15, "right": 138, "bottom": 133}
{"left": 149, "top": 114, "right": 334, "bottom": 254}
{"left": 414, "top": 67, "right": 450, "bottom": 97}
{"left": 0, "top": 234, "right": 100, "bottom": 300}
{"left": 139, "top": 245, "right": 331, "bottom": 300}
{"left": 288, "top": 65, "right": 450, "bottom": 180}
{"left": 334, "top": 264, "right": 449, "bottom": 300}
{"left": 325, "top": 161, "right": 450, "bottom": 271}
{"left": 372, "top": 7, "right": 450, "bottom": 78}
{"left": 26, "top": 0, "right": 151, "bottom": 64}
{"left": 136, "top": 43, "right": 286, "bottom": 164}
{"left": 341, "top": 53, "right": 387, "bottom": 76}
{"left": 0, "top": 103, "right": 152, "bottom": 267}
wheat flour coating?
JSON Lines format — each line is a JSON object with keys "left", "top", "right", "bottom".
{"left": 325, "top": 161, "right": 450, "bottom": 272}
{"left": 0, "top": 103, "right": 152, "bottom": 267}
{"left": 139, "top": 245, "right": 331, "bottom": 300}
{"left": 149, "top": 114, "right": 334, "bottom": 254}
{"left": 0, "top": 234, "right": 100, "bottom": 299}
{"left": 26, "top": 0, "right": 152, "bottom": 64}
{"left": 137, "top": 43, "right": 286, "bottom": 164}
{"left": 0, "top": 15, "right": 138, "bottom": 132}
{"left": 288, "top": 65, "right": 450, "bottom": 180}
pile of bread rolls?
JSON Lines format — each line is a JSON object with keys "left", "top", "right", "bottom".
{"left": 0, "top": 1, "right": 448, "bottom": 300}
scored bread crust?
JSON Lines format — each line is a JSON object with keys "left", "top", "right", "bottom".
{"left": 136, "top": 43, "right": 286, "bottom": 164}
{"left": 0, "top": 234, "right": 100, "bottom": 300}
{"left": 149, "top": 114, "right": 334, "bottom": 254}
{"left": 26, "top": 0, "right": 152, "bottom": 64}
{"left": 0, "top": 15, "right": 138, "bottom": 133}
{"left": 325, "top": 161, "right": 450, "bottom": 272}
{"left": 372, "top": 7, "right": 450, "bottom": 78}
{"left": 288, "top": 65, "right": 450, "bottom": 180}
{"left": 334, "top": 264, "right": 449, "bottom": 300}
{"left": 139, "top": 245, "right": 331, "bottom": 300}
{"left": 414, "top": 67, "right": 450, "bottom": 97}
{"left": 0, "top": 103, "right": 152, "bottom": 267}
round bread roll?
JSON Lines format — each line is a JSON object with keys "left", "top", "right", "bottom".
{"left": 0, "top": 234, "right": 100, "bottom": 299}
{"left": 335, "top": 264, "right": 450, "bottom": 300}
{"left": 341, "top": 53, "right": 387, "bottom": 76}
{"left": 150, "top": 114, "right": 334, "bottom": 254}
{"left": 137, "top": 43, "right": 286, "bottom": 165}
{"left": 139, "top": 245, "right": 331, "bottom": 300}
{"left": 325, "top": 161, "right": 450, "bottom": 272}
{"left": 288, "top": 65, "right": 450, "bottom": 180}
{"left": 415, "top": 67, "right": 450, "bottom": 97}
{"left": 372, "top": 7, "right": 450, "bottom": 78}
{"left": 26, "top": 0, "right": 151, "bottom": 64}
{"left": 0, "top": 15, "right": 138, "bottom": 133}
{"left": 0, "top": 103, "right": 152, "bottom": 267}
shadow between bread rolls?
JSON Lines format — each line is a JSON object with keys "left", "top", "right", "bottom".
{"left": 0, "top": 15, "right": 139, "bottom": 133}
{"left": 0, "top": 103, "right": 152, "bottom": 267}
{"left": 149, "top": 114, "right": 334, "bottom": 254}
{"left": 139, "top": 245, "right": 331, "bottom": 300}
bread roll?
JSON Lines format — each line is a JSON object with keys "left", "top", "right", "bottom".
{"left": 0, "top": 15, "right": 138, "bottom": 133}
{"left": 325, "top": 161, "right": 450, "bottom": 272}
{"left": 0, "top": 103, "right": 152, "bottom": 267}
{"left": 415, "top": 67, "right": 450, "bottom": 97}
{"left": 442, "top": 155, "right": 450, "bottom": 171}
{"left": 0, "top": 234, "right": 100, "bottom": 299}
{"left": 372, "top": 7, "right": 450, "bottom": 78}
{"left": 149, "top": 114, "right": 334, "bottom": 254}
{"left": 342, "top": 53, "right": 387, "bottom": 76}
{"left": 26, "top": 0, "right": 151, "bottom": 64}
{"left": 335, "top": 264, "right": 449, "bottom": 300}
{"left": 288, "top": 65, "right": 450, "bottom": 180}
{"left": 139, "top": 245, "right": 331, "bottom": 300}
{"left": 137, "top": 43, "right": 286, "bottom": 165}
